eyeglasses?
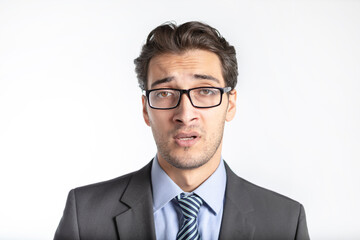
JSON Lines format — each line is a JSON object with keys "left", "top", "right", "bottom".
{"left": 144, "top": 87, "right": 232, "bottom": 110}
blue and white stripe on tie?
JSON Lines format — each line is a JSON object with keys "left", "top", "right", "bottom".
{"left": 176, "top": 193, "right": 203, "bottom": 240}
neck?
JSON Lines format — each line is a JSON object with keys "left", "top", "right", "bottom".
{"left": 157, "top": 148, "right": 222, "bottom": 192}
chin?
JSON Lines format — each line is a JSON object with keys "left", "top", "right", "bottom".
{"left": 165, "top": 153, "right": 210, "bottom": 170}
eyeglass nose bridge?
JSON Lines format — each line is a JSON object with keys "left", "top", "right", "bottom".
{"left": 176, "top": 89, "right": 196, "bottom": 108}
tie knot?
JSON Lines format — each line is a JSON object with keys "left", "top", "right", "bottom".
{"left": 176, "top": 193, "right": 203, "bottom": 219}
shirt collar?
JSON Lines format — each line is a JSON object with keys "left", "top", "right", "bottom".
{"left": 151, "top": 155, "right": 227, "bottom": 215}
{"left": 193, "top": 158, "right": 226, "bottom": 215}
{"left": 151, "top": 156, "right": 183, "bottom": 213}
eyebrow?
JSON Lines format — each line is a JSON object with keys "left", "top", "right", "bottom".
{"left": 151, "top": 77, "right": 174, "bottom": 88}
{"left": 150, "top": 74, "right": 220, "bottom": 88}
{"left": 193, "top": 74, "right": 220, "bottom": 83}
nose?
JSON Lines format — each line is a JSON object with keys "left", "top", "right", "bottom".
{"left": 172, "top": 93, "right": 199, "bottom": 125}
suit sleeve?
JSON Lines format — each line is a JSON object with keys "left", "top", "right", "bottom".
{"left": 54, "top": 189, "right": 81, "bottom": 240}
{"left": 295, "top": 204, "right": 310, "bottom": 240}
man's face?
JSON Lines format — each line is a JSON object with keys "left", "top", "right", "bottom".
{"left": 142, "top": 49, "right": 236, "bottom": 170}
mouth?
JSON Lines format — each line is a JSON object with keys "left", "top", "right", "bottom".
{"left": 178, "top": 137, "right": 196, "bottom": 140}
{"left": 174, "top": 132, "right": 200, "bottom": 147}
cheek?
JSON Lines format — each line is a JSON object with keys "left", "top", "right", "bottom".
{"left": 148, "top": 111, "right": 171, "bottom": 127}
{"left": 206, "top": 106, "right": 227, "bottom": 122}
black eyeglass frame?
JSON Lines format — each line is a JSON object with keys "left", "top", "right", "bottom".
{"left": 144, "top": 86, "right": 232, "bottom": 110}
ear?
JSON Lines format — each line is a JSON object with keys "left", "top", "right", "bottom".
{"left": 142, "top": 95, "right": 151, "bottom": 126}
{"left": 225, "top": 89, "right": 237, "bottom": 122}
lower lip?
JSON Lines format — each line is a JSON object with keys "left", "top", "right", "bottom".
{"left": 174, "top": 137, "right": 199, "bottom": 147}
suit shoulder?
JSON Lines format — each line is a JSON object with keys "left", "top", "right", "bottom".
{"left": 224, "top": 165, "right": 309, "bottom": 238}
{"left": 240, "top": 176, "right": 301, "bottom": 207}
{"left": 69, "top": 171, "right": 133, "bottom": 204}
{"left": 70, "top": 161, "right": 153, "bottom": 203}
{"left": 225, "top": 163, "right": 302, "bottom": 211}
{"left": 227, "top": 172, "right": 307, "bottom": 237}
{"left": 75, "top": 171, "right": 133, "bottom": 193}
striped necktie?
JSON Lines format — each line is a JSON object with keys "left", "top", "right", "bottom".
{"left": 176, "top": 193, "right": 203, "bottom": 240}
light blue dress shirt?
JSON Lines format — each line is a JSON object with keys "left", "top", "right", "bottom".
{"left": 151, "top": 156, "right": 227, "bottom": 240}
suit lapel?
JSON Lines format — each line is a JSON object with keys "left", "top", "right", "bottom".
{"left": 115, "top": 161, "right": 157, "bottom": 240}
{"left": 219, "top": 163, "right": 256, "bottom": 240}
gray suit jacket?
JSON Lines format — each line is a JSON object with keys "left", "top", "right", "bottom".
{"left": 54, "top": 161, "right": 310, "bottom": 240}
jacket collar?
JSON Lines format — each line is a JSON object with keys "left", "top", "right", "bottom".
{"left": 115, "top": 161, "right": 156, "bottom": 240}
{"left": 219, "top": 162, "right": 256, "bottom": 239}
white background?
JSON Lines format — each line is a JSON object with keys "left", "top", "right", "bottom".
{"left": 0, "top": 0, "right": 359, "bottom": 239}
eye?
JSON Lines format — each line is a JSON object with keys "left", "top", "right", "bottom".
{"left": 155, "top": 90, "right": 173, "bottom": 98}
{"left": 199, "top": 88, "right": 216, "bottom": 96}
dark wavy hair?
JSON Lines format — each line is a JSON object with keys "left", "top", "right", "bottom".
{"left": 134, "top": 21, "right": 238, "bottom": 90}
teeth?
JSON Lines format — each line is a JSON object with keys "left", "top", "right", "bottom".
{"left": 179, "top": 137, "right": 195, "bottom": 140}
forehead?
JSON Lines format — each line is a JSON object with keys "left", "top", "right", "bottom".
{"left": 147, "top": 49, "right": 224, "bottom": 87}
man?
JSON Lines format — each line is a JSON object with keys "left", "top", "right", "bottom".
{"left": 54, "top": 21, "right": 310, "bottom": 240}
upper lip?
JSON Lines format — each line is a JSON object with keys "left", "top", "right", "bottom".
{"left": 174, "top": 132, "right": 200, "bottom": 139}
